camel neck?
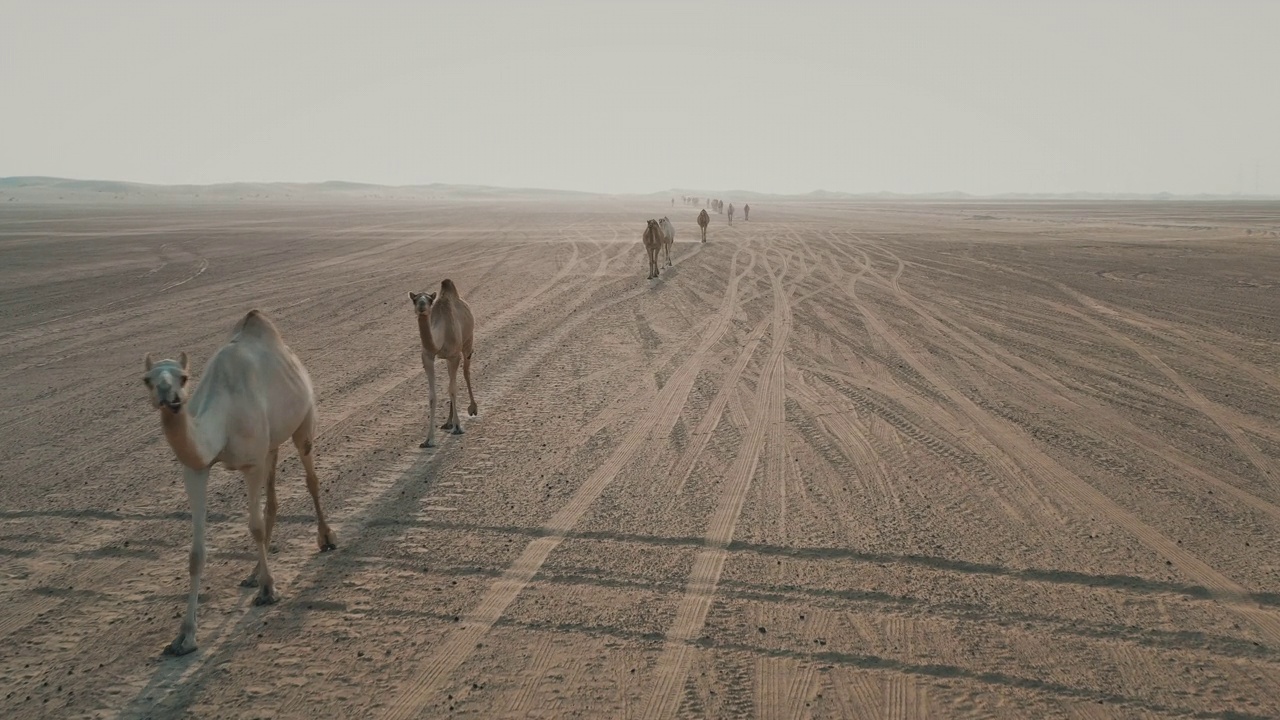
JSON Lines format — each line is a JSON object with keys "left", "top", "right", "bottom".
{"left": 416, "top": 312, "right": 438, "bottom": 355}
{"left": 160, "top": 409, "right": 212, "bottom": 470}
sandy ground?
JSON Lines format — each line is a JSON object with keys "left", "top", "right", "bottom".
{"left": 2, "top": 198, "right": 1280, "bottom": 719}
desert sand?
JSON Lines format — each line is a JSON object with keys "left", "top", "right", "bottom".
{"left": 1, "top": 198, "right": 1279, "bottom": 718}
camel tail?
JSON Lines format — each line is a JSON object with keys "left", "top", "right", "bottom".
{"left": 232, "top": 309, "right": 282, "bottom": 341}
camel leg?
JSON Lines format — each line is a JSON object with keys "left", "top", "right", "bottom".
{"left": 440, "top": 355, "right": 455, "bottom": 430}
{"left": 463, "top": 353, "right": 478, "bottom": 417}
{"left": 241, "top": 447, "right": 279, "bottom": 587}
{"left": 446, "top": 356, "right": 463, "bottom": 434}
{"left": 245, "top": 463, "right": 279, "bottom": 605}
{"left": 166, "top": 466, "right": 208, "bottom": 656}
{"left": 665, "top": 242, "right": 672, "bottom": 267}
{"left": 295, "top": 422, "right": 337, "bottom": 551}
{"left": 421, "top": 353, "right": 437, "bottom": 448}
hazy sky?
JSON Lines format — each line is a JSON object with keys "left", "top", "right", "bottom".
{"left": 3, "top": 1, "right": 1278, "bottom": 195}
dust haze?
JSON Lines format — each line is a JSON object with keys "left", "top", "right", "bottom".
{"left": 2, "top": 1, "right": 1278, "bottom": 195}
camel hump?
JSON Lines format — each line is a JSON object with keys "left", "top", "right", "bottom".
{"left": 439, "top": 278, "right": 459, "bottom": 299}
{"left": 232, "top": 309, "right": 282, "bottom": 342}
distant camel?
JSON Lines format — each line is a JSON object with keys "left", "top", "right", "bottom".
{"left": 728, "top": 203, "right": 735, "bottom": 224}
{"left": 143, "top": 310, "right": 337, "bottom": 656}
{"left": 642, "top": 218, "right": 663, "bottom": 279}
{"left": 697, "top": 208, "right": 710, "bottom": 242}
{"left": 409, "top": 279, "right": 478, "bottom": 448}
{"left": 659, "top": 216, "right": 675, "bottom": 267}
{"left": 744, "top": 204, "right": 750, "bottom": 221}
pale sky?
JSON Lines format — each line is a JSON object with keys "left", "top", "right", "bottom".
{"left": 2, "top": 1, "right": 1278, "bottom": 195}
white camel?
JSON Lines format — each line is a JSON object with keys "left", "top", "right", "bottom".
{"left": 659, "top": 216, "right": 675, "bottom": 267}
{"left": 697, "top": 208, "right": 710, "bottom": 242}
{"left": 409, "top": 278, "right": 478, "bottom": 448}
{"left": 143, "top": 309, "right": 336, "bottom": 656}
{"left": 642, "top": 218, "right": 663, "bottom": 279}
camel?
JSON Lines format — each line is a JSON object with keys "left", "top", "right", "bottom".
{"left": 409, "top": 279, "right": 478, "bottom": 449}
{"left": 744, "top": 204, "right": 750, "bottom": 221}
{"left": 642, "top": 218, "right": 663, "bottom": 279}
{"left": 142, "top": 309, "right": 336, "bottom": 656}
{"left": 728, "top": 203, "right": 735, "bottom": 224}
{"left": 697, "top": 208, "right": 710, "bottom": 242}
{"left": 659, "top": 216, "right": 675, "bottom": 267}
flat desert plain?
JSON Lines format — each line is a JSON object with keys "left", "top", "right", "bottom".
{"left": 2, "top": 198, "right": 1280, "bottom": 719}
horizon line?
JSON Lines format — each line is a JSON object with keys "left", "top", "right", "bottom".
{"left": 2, "top": 175, "right": 1278, "bottom": 202}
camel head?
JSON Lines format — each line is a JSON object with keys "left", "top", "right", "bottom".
{"left": 408, "top": 291, "right": 437, "bottom": 315}
{"left": 143, "top": 352, "right": 190, "bottom": 414}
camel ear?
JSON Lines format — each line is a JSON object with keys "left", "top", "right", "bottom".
{"left": 145, "top": 353, "right": 154, "bottom": 371}
{"left": 179, "top": 351, "right": 189, "bottom": 371}
{"left": 408, "top": 291, "right": 418, "bottom": 302}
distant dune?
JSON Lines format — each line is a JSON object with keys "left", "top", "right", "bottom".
{"left": 1, "top": 176, "right": 1276, "bottom": 204}
{"left": 0, "top": 176, "right": 601, "bottom": 204}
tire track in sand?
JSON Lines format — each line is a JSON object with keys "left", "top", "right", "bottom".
{"left": 380, "top": 246, "right": 750, "bottom": 720}
{"left": 638, "top": 250, "right": 793, "bottom": 720}
{"left": 862, "top": 255, "right": 1280, "bottom": 526}
{"left": 841, "top": 246, "right": 1280, "bottom": 649}
{"left": 661, "top": 307, "right": 768, "bottom": 500}
{"left": 1052, "top": 287, "right": 1280, "bottom": 485}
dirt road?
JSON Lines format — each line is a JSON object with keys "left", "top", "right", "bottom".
{"left": 2, "top": 198, "right": 1279, "bottom": 718}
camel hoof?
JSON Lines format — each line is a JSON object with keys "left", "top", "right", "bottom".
{"left": 420, "top": 438, "right": 434, "bottom": 448}
{"left": 468, "top": 403, "right": 478, "bottom": 417}
{"left": 451, "top": 426, "right": 464, "bottom": 435}
{"left": 240, "top": 574, "right": 259, "bottom": 588}
{"left": 318, "top": 529, "right": 338, "bottom": 552}
{"left": 165, "top": 635, "right": 197, "bottom": 656}
{"left": 254, "top": 588, "right": 280, "bottom": 606}
{"left": 440, "top": 422, "right": 454, "bottom": 430}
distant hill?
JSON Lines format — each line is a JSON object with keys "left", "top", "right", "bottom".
{"left": 662, "top": 187, "right": 1280, "bottom": 202}
{"left": 2, "top": 177, "right": 1276, "bottom": 204}
{"left": 0, "top": 177, "right": 601, "bottom": 203}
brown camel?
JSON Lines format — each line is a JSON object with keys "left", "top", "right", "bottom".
{"left": 642, "top": 218, "right": 663, "bottom": 279}
{"left": 697, "top": 209, "right": 710, "bottom": 242}
{"left": 409, "top": 279, "right": 478, "bottom": 448}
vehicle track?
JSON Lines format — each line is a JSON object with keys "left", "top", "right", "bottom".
{"left": 638, "top": 248, "right": 794, "bottom": 720}
{"left": 378, "top": 239, "right": 740, "bottom": 719}
{"left": 836, "top": 236, "right": 1280, "bottom": 648}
